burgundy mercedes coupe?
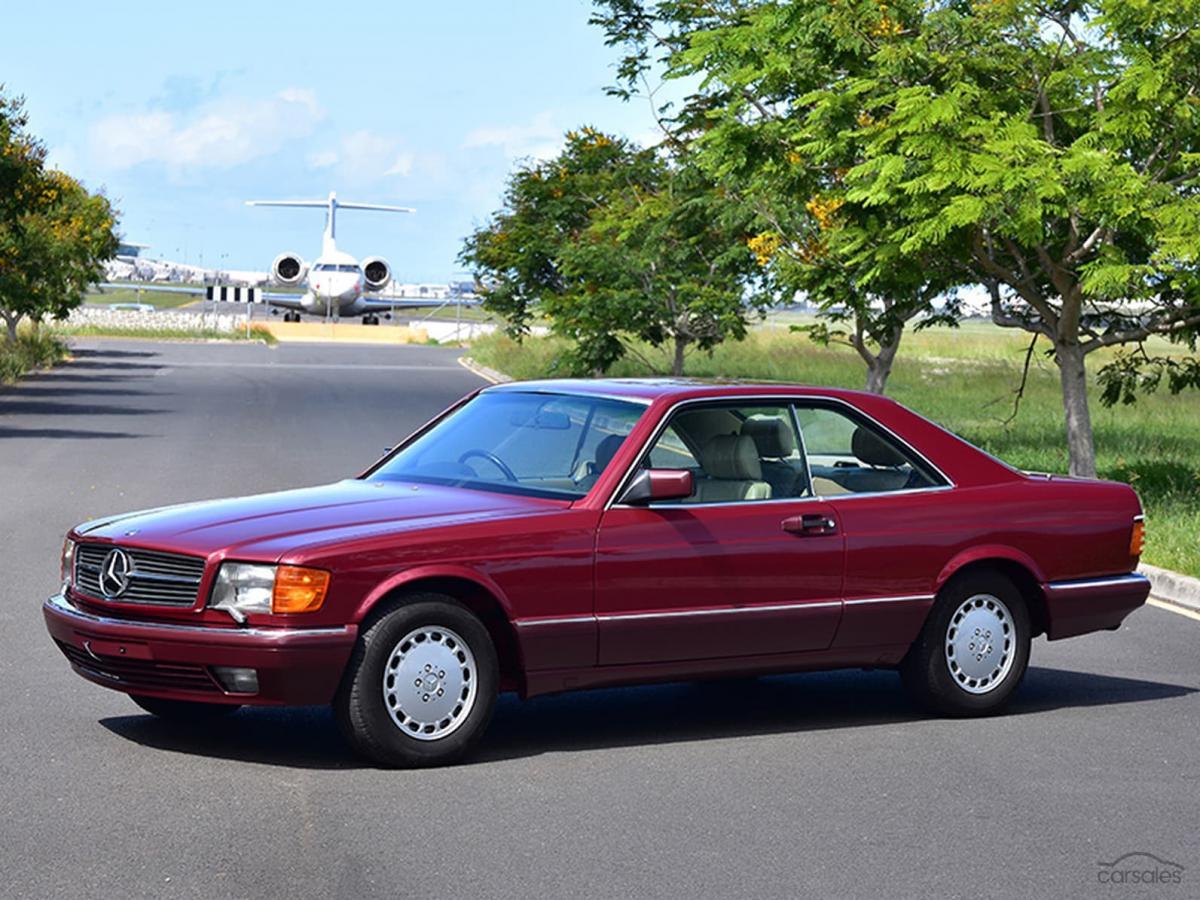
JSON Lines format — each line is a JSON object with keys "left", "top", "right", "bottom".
{"left": 44, "top": 380, "right": 1150, "bottom": 766}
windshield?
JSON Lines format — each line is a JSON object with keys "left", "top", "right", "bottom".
{"left": 371, "top": 392, "right": 645, "bottom": 499}
{"left": 313, "top": 263, "right": 362, "bottom": 273}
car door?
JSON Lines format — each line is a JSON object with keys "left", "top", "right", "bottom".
{"left": 594, "top": 400, "right": 846, "bottom": 666}
{"left": 793, "top": 399, "right": 954, "bottom": 649}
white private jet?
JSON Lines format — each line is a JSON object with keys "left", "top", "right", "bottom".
{"left": 92, "top": 192, "right": 480, "bottom": 323}
{"left": 249, "top": 192, "right": 430, "bottom": 324}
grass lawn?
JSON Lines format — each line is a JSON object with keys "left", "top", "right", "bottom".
{"left": 85, "top": 286, "right": 201, "bottom": 309}
{"left": 52, "top": 323, "right": 277, "bottom": 344}
{"left": 469, "top": 321, "right": 1200, "bottom": 577}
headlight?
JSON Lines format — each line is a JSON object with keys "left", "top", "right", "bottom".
{"left": 208, "top": 562, "right": 331, "bottom": 622}
{"left": 209, "top": 563, "right": 277, "bottom": 623}
{"left": 60, "top": 538, "right": 75, "bottom": 590}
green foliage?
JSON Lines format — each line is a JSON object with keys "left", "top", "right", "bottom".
{"left": 0, "top": 328, "right": 67, "bottom": 381}
{"left": 1099, "top": 347, "right": 1200, "bottom": 406}
{"left": 459, "top": 127, "right": 766, "bottom": 375}
{"left": 593, "top": 0, "right": 1200, "bottom": 474}
{"left": 0, "top": 86, "right": 120, "bottom": 342}
{"left": 595, "top": 0, "right": 967, "bottom": 393}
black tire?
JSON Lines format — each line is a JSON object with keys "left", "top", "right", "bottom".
{"left": 334, "top": 595, "right": 499, "bottom": 768}
{"left": 130, "top": 695, "right": 240, "bottom": 721}
{"left": 900, "top": 571, "right": 1031, "bottom": 716}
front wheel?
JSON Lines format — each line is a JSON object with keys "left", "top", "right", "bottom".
{"left": 334, "top": 595, "right": 499, "bottom": 767}
{"left": 900, "top": 572, "right": 1031, "bottom": 716}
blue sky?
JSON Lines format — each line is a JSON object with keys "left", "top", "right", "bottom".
{"left": 5, "top": 1, "right": 664, "bottom": 281}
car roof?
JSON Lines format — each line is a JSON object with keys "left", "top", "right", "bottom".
{"left": 482, "top": 378, "right": 875, "bottom": 404}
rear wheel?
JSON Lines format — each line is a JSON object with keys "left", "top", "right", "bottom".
{"left": 334, "top": 595, "right": 498, "bottom": 767}
{"left": 900, "top": 571, "right": 1031, "bottom": 716}
{"left": 130, "top": 695, "right": 240, "bottom": 721}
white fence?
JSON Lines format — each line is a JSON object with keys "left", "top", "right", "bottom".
{"left": 65, "top": 307, "right": 248, "bottom": 333}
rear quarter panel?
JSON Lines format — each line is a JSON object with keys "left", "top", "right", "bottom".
{"left": 831, "top": 476, "right": 1143, "bottom": 648}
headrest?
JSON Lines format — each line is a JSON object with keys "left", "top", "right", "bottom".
{"left": 740, "top": 417, "right": 796, "bottom": 458}
{"left": 851, "top": 426, "right": 907, "bottom": 468}
{"left": 699, "top": 434, "right": 763, "bottom": 481}
{"left": 594, "top": 434, "right": 624, "bottom": 472}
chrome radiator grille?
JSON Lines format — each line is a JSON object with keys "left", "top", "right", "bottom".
{"left": 74, "top": 543, "right": 206, "bottom": 606}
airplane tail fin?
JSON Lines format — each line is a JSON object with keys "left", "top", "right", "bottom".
{"left": 246, "top": 193, "right": 414, "bottom": 255}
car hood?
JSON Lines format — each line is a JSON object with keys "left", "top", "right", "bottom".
{"left": 75, "top": 479, "right": 567, "bottom": 561}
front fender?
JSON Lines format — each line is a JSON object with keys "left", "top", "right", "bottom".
{"left": 351, "top": 564, "right": 514, "bottom": 624}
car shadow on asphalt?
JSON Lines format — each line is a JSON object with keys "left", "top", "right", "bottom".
{"left": 96, "top": 665, "right": 1195, "bottom": 771}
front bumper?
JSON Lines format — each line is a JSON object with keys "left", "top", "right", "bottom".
{"left": 1043, "top": 573, "right": 1151, "bottom": 640}
{"left": 43, "top": 593, "right": 357, "bottom": 705}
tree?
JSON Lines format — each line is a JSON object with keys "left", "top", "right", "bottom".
{"left": 0, "top": 88, "right": 119, "bottom": 343}
{"left": 460, "top": 128, "right": 653, "bottom": 370}
{"left": 460, "top": 127, "right": 766, "bottom": 375}
{"left": 593, "top": 0, "right": 964, "bottom": 394}
{"left": 605, "top": 0, "right": 1200, "bottom": 476}
{"left": 745, "top": 192, "right": 961, "bottom": 393}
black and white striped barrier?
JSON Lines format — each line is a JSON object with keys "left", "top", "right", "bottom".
{"left": 205, "top": 285, "right": 262, "bottom": 304}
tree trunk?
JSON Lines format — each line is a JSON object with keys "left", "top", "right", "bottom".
{"left": 2, "top": 311, "right": 19, "bottom": 344}
{"left": 1054, "top": 341, "right": 1097, "bottom": 478}
{"left": 862, "top": 328, "right": 901, "bottom": 394}
{"left": 864, "top": 356, "right": 890, "bottom": 393}
{"left": 671, "top": 335, "right": 688, "bottom": 376}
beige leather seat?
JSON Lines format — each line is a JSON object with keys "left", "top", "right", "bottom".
{"left": 740, "top": 417, "right": 805, "bottom": 497}
{"left": 691, "top": 434, "right": 772, "bottom": 502}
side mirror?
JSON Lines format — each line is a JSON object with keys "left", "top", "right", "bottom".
{"left": 619, "top": 469, "right": 693, "bottom": 505}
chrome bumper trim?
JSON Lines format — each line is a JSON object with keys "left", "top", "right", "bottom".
{"left": 44, "top": 593, "right": 353, "bottom": 643}
{"left": 1044, "top": 574, "right": 1150, "bottom": 592}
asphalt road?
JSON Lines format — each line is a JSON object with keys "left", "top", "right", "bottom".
{"left": 2, "top": 339, "right": 1196, "bottom": 900}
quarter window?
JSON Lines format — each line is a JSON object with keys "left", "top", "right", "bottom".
{"left": 794, "top": 404, "right": 944, "bottom": 496}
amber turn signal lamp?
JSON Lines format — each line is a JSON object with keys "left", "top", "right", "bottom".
{"left": 272, "top": 566, "right": 331, "bottom": 613}
{"left": 1130, "top": 519, "right": 1146, "bottom": 559}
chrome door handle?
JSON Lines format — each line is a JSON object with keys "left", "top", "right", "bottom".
{"left": 782, "top": 514, "right": 837, "bottom": 536}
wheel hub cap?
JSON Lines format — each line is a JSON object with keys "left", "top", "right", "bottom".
{"left": 382, "top": 626, "right": 476, "bottom": 741}
{"left": 944, "top": 593, "right": 1015, "bottom": 695}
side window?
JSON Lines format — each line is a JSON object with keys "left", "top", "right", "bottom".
{"left": 642, "top": 403, "right": 807, "bottom": 504}
{"left": 794, "top": 404, "right": 943, "bottom": 497}
{"left": 647, "top": 425, "right": 696, "bottom": 469}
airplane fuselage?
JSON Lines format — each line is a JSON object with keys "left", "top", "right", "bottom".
{"left": 302, "top": 252, "right": 368, "bottom": 316}
{"left": 248, "top": 192, "right": 415, "bottom": 321}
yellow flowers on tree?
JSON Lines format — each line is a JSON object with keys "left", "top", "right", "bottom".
{"left": 594, "top": 0, "right": 964, "bottom": 396}
{"left": 0, "top": 87, "right": 119, "bottom": 343}
{"left": 594, "top": 0, "right": 1200, "bottom": 476}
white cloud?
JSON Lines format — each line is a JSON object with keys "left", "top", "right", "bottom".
{"left": 384, "top": 153, "right": 414, "bottom": 177}
{"left": 305, "top": 130, "right": 416, "bottom": 187}
{"left": 306, "top": 149, "right": 339, "bottom": 169}
{"left": 89, "top": 88, "right": 325, "bottom": 171}
{"left": 462, "top": 111, "right": 562, "bottom": 162}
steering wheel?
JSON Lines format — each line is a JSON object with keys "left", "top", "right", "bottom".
{"left": 457, "top": 449, "right": 519, "bottom": 483}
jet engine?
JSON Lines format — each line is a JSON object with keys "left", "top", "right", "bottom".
{"left": 271, "top": 252, "right": 307, "bottom": 286}
{"left": 362, "top": 256, "right": 391, "bottom": 292}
